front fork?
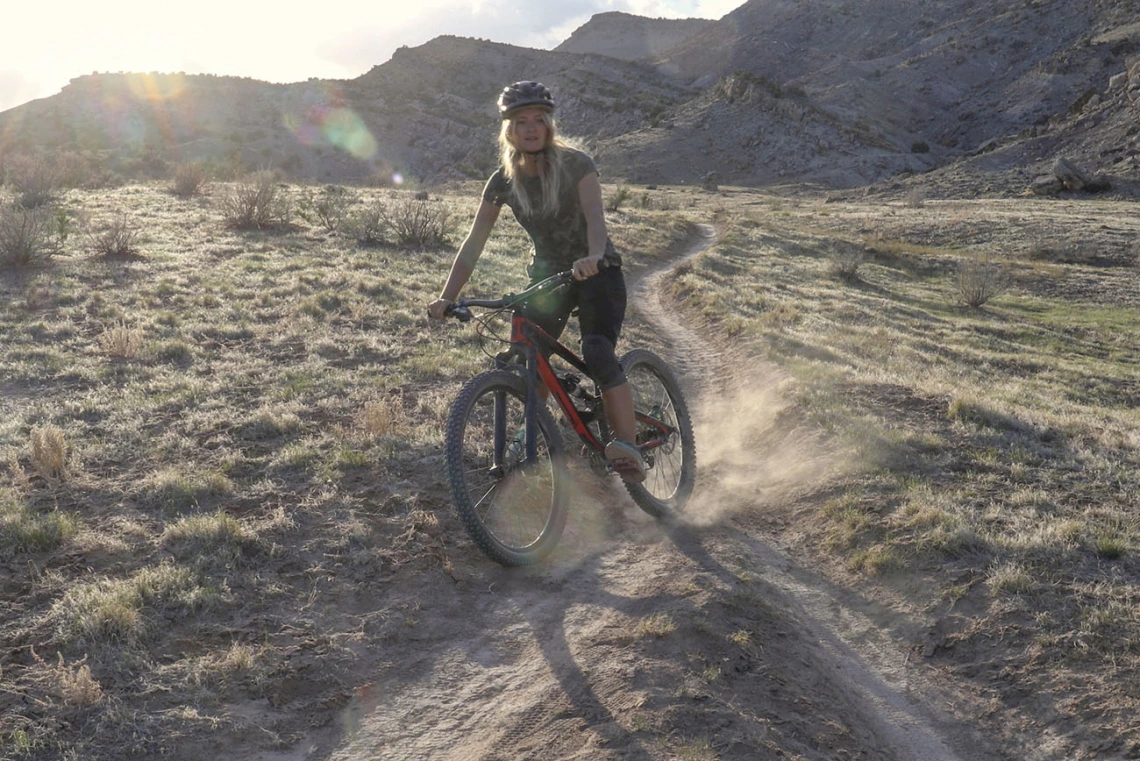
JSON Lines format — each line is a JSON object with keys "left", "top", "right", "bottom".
{"left": 492, "top": 343, "right": 540, "bottom": 469}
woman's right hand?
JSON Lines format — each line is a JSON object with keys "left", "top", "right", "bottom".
{"left": 427, "top": 298, "right": 453, "bottom": 320}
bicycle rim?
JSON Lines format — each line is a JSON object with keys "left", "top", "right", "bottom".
{"left": 445, "top": 370, "right": 567, "bottom": 565}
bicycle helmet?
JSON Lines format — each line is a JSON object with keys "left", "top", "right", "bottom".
{"left": 497, "top": 81, "right": 555, "bottom": 117}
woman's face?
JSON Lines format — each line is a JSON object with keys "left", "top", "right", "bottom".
{"left": 509, "top": 107, "right": 549, "bottom": 153}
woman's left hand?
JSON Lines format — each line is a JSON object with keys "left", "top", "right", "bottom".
{"left": 571, "top": 254, "right": 605, "bottom": 280}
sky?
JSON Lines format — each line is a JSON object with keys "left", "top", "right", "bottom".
{"left": 0, "top": 0, "right": 743, "bottom": 113}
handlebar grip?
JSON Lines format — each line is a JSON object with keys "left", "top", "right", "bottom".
{"left": 445, "top": 303, "right": 473, "bottom": 322}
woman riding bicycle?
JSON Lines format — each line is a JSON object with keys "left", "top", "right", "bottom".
{"left": 426, "top": 80, "right": 645, "bottom": 482}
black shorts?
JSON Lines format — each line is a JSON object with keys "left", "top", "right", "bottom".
{"left": 519, "top": 266, "right": 626, "bottom": 346}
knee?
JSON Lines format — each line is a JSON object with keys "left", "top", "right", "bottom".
{"left": 582, "top": 335, "right": 626, "bottom": 390}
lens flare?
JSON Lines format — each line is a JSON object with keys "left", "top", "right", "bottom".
{"left": 126, "top": 72, "right": 188, "bottom": 102}
{"left": 284, "top": 88, "right": 378, "bottom": 161}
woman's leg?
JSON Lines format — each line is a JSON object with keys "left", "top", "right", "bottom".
{"left": 578, "top": 269, "right": 645, "bottom": 480}
{"left": 601, "top": 383, "right": 636, "bottom": 443}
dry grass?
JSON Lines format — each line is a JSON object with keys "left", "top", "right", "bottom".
{"left": 669, "top": 191, "right": 1140, "bottom": 754}
{"left": 98, "top": 321, "right": 145, "bottom": 359}
{"left": 636, "top": 612, "right": 677, "bottom": 638}
{"left": 32, "top": 651, "right": 105, "bottom": 708}
{"left": 30, "top": 425, "right": 68, "bottom": 480}
{"left": 4, "top": 180, "right": 1135, "bottom": 759}
{"left": 0, "top": 179, "right": 706, "bottom": 761}
{"left": 358, "top": 398, "right": 402, "bottom": 436}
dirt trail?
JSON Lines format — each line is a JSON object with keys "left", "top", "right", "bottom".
{"left": 320, "top": 226, "right": 1002, "bottom": 761}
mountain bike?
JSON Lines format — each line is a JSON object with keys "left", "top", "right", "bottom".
{"left": 443, "top": 271, "right": 697, "bottom": 566}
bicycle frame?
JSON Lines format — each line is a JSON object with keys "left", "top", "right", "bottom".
{"left": 449, "top": 270, "right": 678, "bottom": 472}
{"left": 500, "top": 314, "right": 606, "bottom": 465}
{"left": 498, "top": 313, "right": 676, "bottom": 469}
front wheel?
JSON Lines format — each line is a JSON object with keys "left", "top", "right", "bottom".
{"left": 444, "top": 370, "right": 568, "bottom": 566}
{"left": 619, "top": 349, "right": 697, "bottom": 518}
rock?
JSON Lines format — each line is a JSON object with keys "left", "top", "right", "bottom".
{"left": 1085, "top": 174, "right": 1112, "bottom": 193}
{"left": 976, "top": 138, "right": 1000, "bottom": 154}
{"left": 1030, "top": 175, "right": 1063, "bottom": 195}
{"left": 1053, "top": 157, "right": 1089, "bottom": 191}
{"left": 1109, "top": 72, "right": 1129, "bottom": 91}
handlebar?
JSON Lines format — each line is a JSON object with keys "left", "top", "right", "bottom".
{"left": 445, "top": 270, "right": 575, "bottom": 322}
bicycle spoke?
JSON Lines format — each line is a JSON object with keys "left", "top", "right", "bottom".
{"left": 445, "top": 370, "right": 568, "bottom": 564}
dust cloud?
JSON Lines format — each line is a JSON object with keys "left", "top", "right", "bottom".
{"left": 686, "top": 371, "right": 845, "bottom": 526}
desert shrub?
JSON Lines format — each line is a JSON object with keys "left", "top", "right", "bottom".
{"left": 5, "top": 155, "right": 59, "bottom": 208}
{"left": 911, "top": 141, "right": 930, "bottom": 153}
{"left": 170, "top": 162, "right": 209, "bottom": 197}
{"left": 220, "top": 171, "right": 293, "bottom": 229}
{"left": 905, "top": 187, "right": 927, "bottom": 208}
{"left": 378, "top": 195, "right": 453, "bottom": 248}
{"left": 299, "top": 185, "right": 356, "bottom": 233}
{"left": 0, "top": 204, "right": 68, "bottom": 266}
{"left": 606, "top": 185, "right": 632, "bottom": 212}
{"left": 86, "top": 214, "right": 141, "bottom": 258}
{"left": 53, "top": 151, "right": 101, "bottom": 189}
{"left": 957, "top": 254, "right": 1008, "bottom": 307}
{"left": 346, "top": 202, "right": 386, "bottom": 245}
{"left": 830, "top": 243, "right": 867, "bottom": 281}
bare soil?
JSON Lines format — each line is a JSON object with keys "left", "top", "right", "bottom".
{"left": 5, "top": 188, "right": 1136, "bottom": 761}
{"left": 294, "top": 227, "right": 1007, "bottom": 761}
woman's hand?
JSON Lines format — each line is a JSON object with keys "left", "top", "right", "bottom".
{"left": 571, "top": 253, "right": 605, "bottom": 280}
{"left": 427, "top": 298, "right": 453, "bottom": 320}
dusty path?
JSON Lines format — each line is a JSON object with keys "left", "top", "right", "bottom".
{"left": 322, "top": 226, "right": 1002, "bottom": 761}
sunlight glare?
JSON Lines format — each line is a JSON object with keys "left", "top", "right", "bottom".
{"left": 126, "top": 73, "right": 188, "bottom": 102}
{"left": 283, "top": 84, "right": 378, "bottom": 161}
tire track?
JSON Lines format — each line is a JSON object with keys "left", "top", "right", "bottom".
{"left": 629, "top": 222, "right": 1000, "bottom": 761}
{"left": 323, "top": 222, "right": 999, "bottom": 761}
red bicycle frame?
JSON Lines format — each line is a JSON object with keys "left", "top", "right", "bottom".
{"left": 504, "top": 314, "right": 674, "bottom": 465}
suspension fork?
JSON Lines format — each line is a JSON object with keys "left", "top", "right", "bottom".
{"left": 492, "top": 337, "right": 541, "bottom": 466}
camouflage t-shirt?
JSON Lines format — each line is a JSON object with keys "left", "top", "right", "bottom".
{"left": 483, "top": 148, "right": 622, "bottom": 279}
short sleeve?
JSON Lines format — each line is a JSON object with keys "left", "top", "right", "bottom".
{"left": 482, "top": 169, "right": 510, "bottom": 207}
{"left": 568, "top": 150, "right": 598, "bottom": 185}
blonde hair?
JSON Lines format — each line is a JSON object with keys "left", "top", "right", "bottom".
{"left": 497, "top": 109, "right": 578, "bottom": 218}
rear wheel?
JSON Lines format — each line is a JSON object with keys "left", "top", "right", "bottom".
{"left": 444, "top": 370, "right": 567, "bottom": 565}
{"left": 619, "top": 349, "right": 697, "bottom": 518}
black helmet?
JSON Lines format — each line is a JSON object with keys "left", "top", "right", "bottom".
{"left": 497, "top": 81, "right": 555, "bottom": 117}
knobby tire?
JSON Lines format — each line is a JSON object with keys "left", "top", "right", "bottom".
{"left": 619, "top": 349, "right": 697, "bottom": 518}
{"left": 444, "top": 370, "right": 568, "bottom": 566}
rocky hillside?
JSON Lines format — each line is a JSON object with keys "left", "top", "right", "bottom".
{"left": 554, "top": 11, "right": 714, "bottom": 62}
{"left": 0, "top": 1, "right": 1136, "bottom": 193}
{"left": 628, "top": 0, "right": 1140, "bottom": 190}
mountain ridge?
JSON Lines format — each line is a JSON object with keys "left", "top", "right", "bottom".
{"left": 0, "top": 0, "right": 1137, "bottom": 194}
